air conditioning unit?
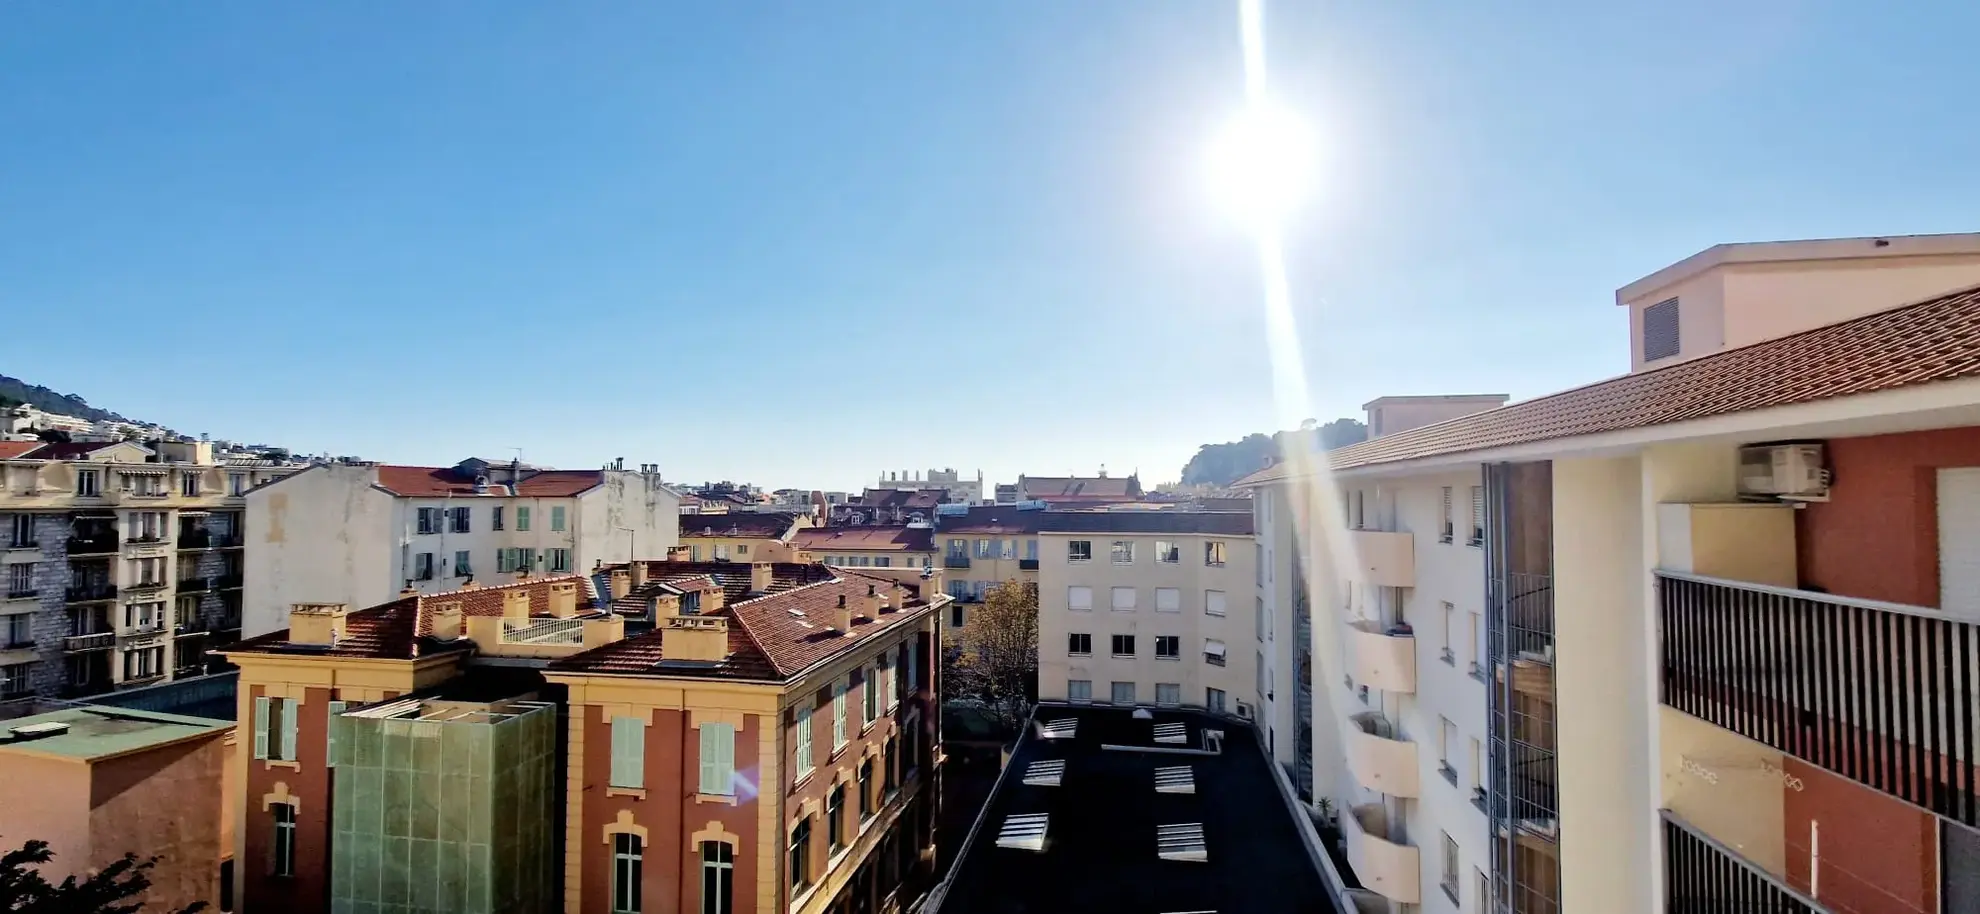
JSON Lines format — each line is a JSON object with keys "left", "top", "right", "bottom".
{"left": 1737, "top": 443, "right": 1830, "bottom": 502}
{"left": 1234, "top": 701, "right": 1254, "bottom": 720}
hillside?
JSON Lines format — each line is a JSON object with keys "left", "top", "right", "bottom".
{"left": 1178, "top": 419, "right": 1368, "bottom": 487}
{"left": 0, "top": 374, "right": 135, "bottom": 424}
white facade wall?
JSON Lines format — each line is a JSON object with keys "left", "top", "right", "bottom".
{"left": 1036, "top": 530, "right": 1258, "bottom": 714}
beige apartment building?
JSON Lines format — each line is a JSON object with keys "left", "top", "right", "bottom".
{"left": 1035, "top": 511, "right": 1260, "bottom": 719}
{"left": 934, "top": 504, "right": 1043, "bottom": 633}
{"left": 243, "top": 457, "right": 677, "bottom": 637}
{"left": 1244, "top": 232, "right": 1980, "bottom": 914}
{"left": 0, "top": 439, "right": 296, "bottom": 699}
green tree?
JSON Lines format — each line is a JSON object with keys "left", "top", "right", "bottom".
{"left": 945, "top": 580, "right": 1039, "bottom": 736}
{"left": 0, "top": 838, "right": 206, "bottom": 914}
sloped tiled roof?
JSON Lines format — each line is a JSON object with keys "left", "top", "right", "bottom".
{"left": 0, "top": 442, "right": 43, "bottom": 459}
{"left": 222, "top": 575, "right": 601, "bottom": 661}
{"left": 374, "top": 466, "right": 605, "bottom": 497}
{"left": 8, "top": 441, "right": 123, "bottom": 460}
{"left": 937, "top": 506, "right": 1044, "bottom": 535}
{"left": 1019, "top": 475, "right": 1141, "bottom": 500}
{"left": 857, "top": 488, "right": 947, "bottom": 510}
{"left": 793, "top": 525, "right": 936, "bottom": 553}
{"left": 1238, "top": 283, "right": 1980, "bottom": 483}
{"left": 681, "top": 512, "right": 801, "bottom": 540}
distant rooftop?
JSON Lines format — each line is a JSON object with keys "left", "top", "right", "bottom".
{"left": 1036, "top": 511, "right": 1254, "bottom": 536}
{"left": 0, "top": 706, "right": 230, "bottom": 761}
{"left": 929, "top": 705, "right": 1330, "bottom": 914}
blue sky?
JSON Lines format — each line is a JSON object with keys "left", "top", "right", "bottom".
{"left": 4, "top": 2, "right": 1978, "bottom": 492}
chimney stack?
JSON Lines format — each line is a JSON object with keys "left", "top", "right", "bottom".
{"left": 660, "top": 615, "right": 730, "bottom": 662}
{"left": 608, "top": 568, "right": 631, "bottom": 600}
{"left": 631, "top": 561, "right": 649, "bottom": 590}
{"left": 750, "top": 562, "right": 775, "bottom": 595}
{"left": 502, "top": 588, "right": 532, "bottom": 622}
{"left": 427, "top": 600, "right": 464, "bottom": 641}
{"left": 666, "top": 545, "right": 691, "bottom": 561}
{"left": 548, "top": 581, "right": 580, "bottom": 619}
{"left": 835, "top": 593, "right": 855, "bottom": 634}
{"left": 288, "top": 603, "right": 350, "bottom": 646}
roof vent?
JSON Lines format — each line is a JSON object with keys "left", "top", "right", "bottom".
{"left": 6, "top": 721, "right": 71, "bottom": 742}
{"left": 1038, "top": 718, "right": 1077, "bottom": 740}
{"left": 1131, "top": 707, "right": 1154, "bottom": 720}
{"left": 1202, "top": 730, "right": 1224, "bottom": 753}
{"left": 1156, "top": 823, "right": 1207, "bottom": 862}
{"left": 1022, "top": 760, "right": 1066, "bottom": 787}
{"left": 1153, "top": 722, "right": 1187, "bottom": 745}
{"left": 996, "top": 813, "right": 1049, "bottom": 852}
{"left": 1153, "top": 766, "right": 1195, "bottom": 795}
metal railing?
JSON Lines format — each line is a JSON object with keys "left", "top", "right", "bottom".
{"left": 65, "top": 536, "right": 118, "bottom": 556}
{"left": 214, "top": 573, "right": 243, "bottom": 589}
{"left": 1662, "top": 811, "right": 1825, "bottom": 913}
{"left": 500, "top": 617, "right": 585, "bottom": 645}
{"left": 179, "top": 577, "right": 212, "bottom": 592}
{"left": 1658, "top": 571, "right": 1979, "bottom": 829}
{"left": 64, "top": 632, "right": 115, "bottom": 652}
{"left": 65, "top": 583, "right": 117, "bottom": 603}
{"left": 176, "top": 531, "right": 211, "bottom": 549}
{"left": 943, "top": 554, "right": 970, "bottom": 569}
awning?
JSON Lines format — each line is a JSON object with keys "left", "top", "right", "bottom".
{"left": 1203, "top": 640, "right": 1227, "bottom": 658}
{"left": 117, "top": 467, "right": 169, "bottom": 477}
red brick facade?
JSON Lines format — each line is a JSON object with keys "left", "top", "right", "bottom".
{"left": 1797, "top": 426, "right": 1980, "bottom": 607}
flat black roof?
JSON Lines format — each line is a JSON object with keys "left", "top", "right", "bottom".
{"left": 930, "top": 705, "right": 1334, "bottom": 914}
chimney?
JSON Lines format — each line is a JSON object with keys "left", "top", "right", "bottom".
{"left": 608, "top": 568, "right": 631, "bottom": 600}
{"left": 660, "top": 615, "right": 730, "bottom": 662}
{"left": 427, "top": 600, "right": 464, "bottom": 641}
{"left": 631, "top": 561, "right": 649, "bottom": 590}
{"left": 750, "top": 562, "right": 774, "bottom": 595}
{"left": 548, "top": 581, "right": 580, "bottom": 619}
{"left": 288, "top": 603, "right": 349, "bottom": 646}
{"left": 502, "top": 588, "right": 532, "bottom": 621}
{"left": 835, "top": 593, "right": 855, "bottom": 634}
{"left": 666, "top": 545, "right": 691, "bottom": 561}
{"left": 887, "top": 582, "right": 907, "bottom": 613}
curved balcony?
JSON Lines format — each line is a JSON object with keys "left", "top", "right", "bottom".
{"left": 1346, "top": 530, "right": 1414, "bottom": 587}
{"left": 1346, "top": 621, "right": 1416, "bottom": 693}
{"left": 1346, "top": 712, "right": 1419, "bottom": 798}
{"left": 1343, "top": 803, "right": 1420, "bottom": 904}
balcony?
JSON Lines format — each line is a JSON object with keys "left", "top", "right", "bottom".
{"left": 1018, "top": 558, "right": 1039, "bottom": 571}
{"left": 122, "top": 579, "right": 168, "bottom": 596}
{"left": 214, "top": 573, "right": 243, "bottom": 590}
{"left": 1497, "top": 651, "right": 1554, "bottom": 699}
{"left": 2, "top": 539, "right": 37, "bottom": 552}
{"left": 65, "top": 535, "right": 118, "bottom": 556}
{"left": 65, "top": 583, "right": 116, "bottom": 603}
{"left": 64, "top": 631, "right": 115, "bottom": 652}
{"left": 943, "top": 554, "right": 970, "bottom": 569}
{"left": 1658, "top": 570, "right": 1980, "bottom": 829}
{"left": 122, "top": 621, "right": 167, "bottom": 638}
{"left": 126, "top": 534, "right": 167, "bottom": 546}
{"left": 1346, "top": 620, "right": 1416, "bottom": 693}
{"left": 1342, "top": 803, "right": 1420, "bottom": 904}
{"left": 1663, "top": 812, "right": 1822, "bottom": 914}
{"left": 1346, "top": 530, "right": 1414, "bottom": 587}
{"left": 119, "top": 671, "right": 167, "bottom": 687}
{"left": 1346, "top": 711, "right": 1420, "bottom": 797}
{"left": 212, "top": 534, "right": 243, "bottom": 549}
{"left": 178, "top": 576, "right": 213, "bottom": 592}
{"left": 176, "top": 531, "right": 211, "bottom": 549}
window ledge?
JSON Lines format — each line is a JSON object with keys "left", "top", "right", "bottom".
{"left": 607, "top": 786, "right": 647, "bottom": 800}
{"left": 695, "top": 793, "right": 738, "bottom": 805}
{"left": 830, "top": 743, "right": 851, "bottom": 763}
{"left": 792, "top": 769, "right": 816, "bottom": 792}
{"left": 261, "top": 759, "right": 301, "bottom": 771}
{"left": 1439, "top": 763, "right": 1458, "bottom": 786}
{"left": 1156, "top": 655, "right": 1180, "bottom": 662}
{"left": 1068, "top": 653, "right": 1091, "bottom": 658}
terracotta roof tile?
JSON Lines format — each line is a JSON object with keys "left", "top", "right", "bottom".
{"left": 1237, "top": 283, "right": 1980, "bottom": 481}
{"left": 374, "top": 465, "right": 604, "bottom": 497}
{"left": 222, "top": 574, "right": 599, "bottom": 661}
{"left": 793, "top": 525, "right": 935, "bottom": 553}
{"left": 0, "top": 442, "right": 43, "bottom": 459}
{"left": 681, "top": 513, "right": 801, "bottom": 540}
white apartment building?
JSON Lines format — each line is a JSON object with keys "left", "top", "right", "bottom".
{"left": 878, "top": 468, "right": 984, "bottom": 505}
{"left": 243, "top": 457, "right": 677, "bottom": 636}
{"left": 1244, "top": 232, "right": 1980, "bottom": 914}
{"left": 0, "top": 438, "right": 296, "bottom": 699}
{"left": 1035, "top": 511, "right": 1262, "bottom": 724}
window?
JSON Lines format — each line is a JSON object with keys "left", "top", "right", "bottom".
{"left": 517, "top": 547, "right": 537, "bottom": 572}
{"left": 713, "top": 544, "right": 730, "bottom": 562}
{"left": 253, "top": 697, "right": 298, "bottom": 761}
{"left": 832, "top": 682, "right": 849, "bottom": 749}
{"left": 1204, "top": 540, "right": 1227, "bottom": 566}
{"left": 551, "top": 506, "right": 567, "bottom": 531}
{"left": 858, "top": 758, "right": 874, "bottom": 820}
{"left": 1110, "top": 681, "right": 1135, "bottom": 704}
{"left": 699, "top": 722, "right": 736, "bottom": 795}
{"left": 1155, "top": 635, "right": 1179, "bottom": 659}
{"left": 1110, "top": 586, "right": 1135, "bottom": 611}
{"left": 180, "top": 472, "right": 199, "bottom": 497}
{"left": 1351, "top": 490, "right": 1365, "bottom": 528}
{"left": 1205, "top": 687, "right": 1226, "bottom": 713}
{"left": 1025, "top": 539, "right": 1038, "bottom": 560}
{"left": 1205, "top": 589, "right": 1227, "bottom": 617}
{"left": 1068, "top": 633, "right": 1092, "bottom": 656}
{"left": 1471, "top": 737, "right": 1485, "bottom": 792}
{"left": 700, "top": 842, "right": 732, "bottom": 914}
{"left": 6, "top": 563, "right": 31, "bottom": 598}
{"left": 272, "top": 803, "right": 297, "bottom": 877}
{"left": 906, "top": 638, "right": 921, "bottom": 694}
{"left": 1110, "top": 634, "right": 1135, "bottom": 657}
{"left": 1643, "top": 296, "right": 1680, "bottom": 361}
{"left": 1204, "top": 639, "right": 1227, "bottom": 667}
{"left": 325, "top": 700, "right": 347, "bottom": 766}
{"left": 881, "top": 649, "right": 897, "bottom": 709}
{"left": 228, "top": 472, "right": 247, "bottom": 496}
{"left": 1067, "top": 586, "right": 1093, "bottom": 611}
{"left": 794, "top": 706, "right": 814, "bottom": 779}
{"left": 1155, "top": 540, "right": 1180, "bottom": 563}
{"left": 3, "top": 614, "right": 29, "bottom": 648}
{"left": 1256, "top": 650, "right": 1267, "bottom": 697}
{"left": 449, "top": 506, "right": 471, "bottom": 533}
{"left": 1255, "top": 597, "right": 1266, "bottom": 642}
{"left": 1469, "top": 486, "right": 1485, "bottom": 545}
{"left": 1469, "top": 609, "right": 1485, "bottom": 675}
{"left": 1109, "top": 540, "right": 1134, "bottom": 564}
{"left": 614, "top": 834, "right": 644, "bottom": 913}
{"left": 549, "top": 548, "right": 571, "bottom": 573}
{"left": 454, "top": 550, "right": 472, "bottom": 578}
{"left": 1067, "top": 540, "right": 1092, "bottom": 562}
{"left": 1441, "top": 832, "right": 1461, "bottom": 903}
{"left": 413, "top": 552, "right": 435, "bottom": 581}
{"left": 1155, "top": 683, "right": 1180, "bottom": 705}
{"left": 828, "top": 783, "right": 846, "bottom": 852}
{"left": 1440, "top": 717, "right": 1459, "bottom": 782}
{"left": 950, "top": 603, "right": 965, "bottom": 628}
{"left": 946, "top": 538, "right": 966, "bottom": 558}
{"left": 611, "top": 717, "right": 646, "bottom": 789}
{"left": 517, "top": 506, "right": 532, "bottom": 531}
{"left": 1155, "top": 587, "right": 1180, "bottom": 612}
{"left": 872, "top": 555, "right": 887, "bottom": 567}
{"left": 1441, "top": 487, "right": 1454, "bottom": 542}
{"left": 6, "top": 515, "right": 32, "bottom": 548}
{"left": 975, "top": 538, "right": 993, "bottom": 559}
{"left": 864, "top": 665, "right": 879, "bottom": 722}
{"left": 124, "top": 601, "right": 161, "bottom": 628}
{"left": 75, "top": 469, "right": 99, "bottom": 497}
{"left": 788, "top": 817, "right": 812, "bottom": 891}
{"left": 1067, "top": 679, "right": 1092, "bottom": 701}
{"left": 491, "top": 506, "right": 504, "bottom": 530}
{"left": 416, "top": 507, "right": 442, "bottom": 535}
{"left": 1477, "top": 870, "right": 1491, "bottom": 914}
{"left": 0, "top": 663, "right": 30, "bottom": 698}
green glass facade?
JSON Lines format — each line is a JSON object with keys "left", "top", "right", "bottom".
{"left": 329, "top": 699, "right": 559, "bottom": 914}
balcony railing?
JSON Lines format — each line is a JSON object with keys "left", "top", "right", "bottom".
{"left": 176, "top": 531, "right": 211, "bottom": 549}
{"left": 500, "top": 617, "right": 585, "bottom": 645}
{"left": 64, "top": 632, "right": 115, "bottom": 652}
{"left": 214, "top": 573, "right": 243, "bottom": 590}
{"left": 1662, "top": 811, "right": 1822, "bottom": 914}
{"left": 65, "top": 583, "right": 117, "bottom": 603}
{"left": 123, "top": 622, "right": 166, "bottom": 637}
{"left": 943, "top": 554, "right": 970, "bottom": 569}
{"left": 65, "top": 536, "right": 118, "bottom": 556}
{"left": 179, "top": 576, "right": 213, "bottom": 592}
{"left": 1658, "top": 570, "right": 1979, "bottom": 830}
{"left": 126, "top": 534, "right": 167, "bottom": 545}
{"left": 123, "top": 579, "right": 168, "bottom": 595}
{"left": 1347, "top": 711, "right": 1420, "bottom": 797}
{"left": 1018, "top": 558, "right": 1039, "bottom": 571}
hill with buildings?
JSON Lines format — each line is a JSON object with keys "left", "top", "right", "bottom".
{"left": 0, "top": 374, "right": 135, "bottom": 424}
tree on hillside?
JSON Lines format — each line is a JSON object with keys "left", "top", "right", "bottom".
{"left": 1317, "top": 418, "right": 1368, "bottom": 450}
{"left": 1178, "top": 433, "right": 1276, "bottom": 487}
{"left": 33, "top": 429, "right": 70, "bottom": 444}
{"left": 0, "top": 838, "right": 206, "bottom": 913}
{"left": 945, "top": 581, "right": 1039, "bottom": 736}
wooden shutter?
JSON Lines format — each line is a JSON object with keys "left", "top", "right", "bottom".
{"left": 1938, "top": 468, "right": 1980, "bottom": 613}
{"left": 326, "top": 701, "right": 347, "bottom": 766}
{"left": 700, "top": 723, "right": 734, "bottom": 795}
{"left": 611, "top": 717, "right": 644, "bottom": 789}
{"left": 252, "top": 697, "right": 270, "bottom": 759}
{"left": 278, "top": 700, "right": 297, "bottom": 761}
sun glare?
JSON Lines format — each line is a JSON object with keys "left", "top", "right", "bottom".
{"left": 1206, "top": 100, "right": 1316, "bottom": 229}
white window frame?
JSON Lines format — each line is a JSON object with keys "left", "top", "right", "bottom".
{"left": 1155, "top": 540, "right": 1180, "bottom": 563}
{"left": 794, "top": 706, "right": 815, "bottom": 780}
{"left": 1067, "top": 540, "right": 1092, "bottom": 562}
{"left": 1067, "top": 679, "right": 1092, "bottom": 702}
{"left": 273, "top": 802, "right": 297, "bottom": 877}
{"left": 614, "top": 833, "right": 644, "bottom": 914}
{"left": 1155, "top": 683, "right": 1180, "bottom": 706}
{"left": 1155, "top": 587, "right": 1181, "bottom": 613}
{"left": 1110, "top": 681, "right": 1135, "bottom": 704}
{"left": 832, "top": 682, "right": 849, "bottom": 749}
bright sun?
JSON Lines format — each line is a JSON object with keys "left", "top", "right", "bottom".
{"left": 1206, "top": 100, "right": 1316, "bottom": 229}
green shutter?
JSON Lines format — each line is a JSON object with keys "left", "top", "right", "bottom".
{"left": 252, "top": 697, "right": 270, "bottom": 759}
{"left": 611, "top": 717, "right": 644, "bottom": 789}
{"left": 278, "top": 700, "right": 297, "bottom": 761}
{"left": 326, "top": 700, "right": 346, "bottom": 766}
{"left": 700, "top": 723, "right": 734, "bottom": 795}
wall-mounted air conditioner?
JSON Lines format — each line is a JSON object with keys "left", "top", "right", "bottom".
{"left": 1234, "top": 701, "right": 1254, "bottom": 720}
{"left": 1737, "top": 443, "right": 1831, "bottom": 502}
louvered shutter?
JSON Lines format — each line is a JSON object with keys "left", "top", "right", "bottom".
{"left": 326, "top": 701, "right": 347, "bottom": 766}
{"left": 252, "top": 697, "right": 270, "bottom": 759}
{"left": 1939, "top": 469, "right": 1980, "bottom": 613}
{"left": 278, "top": 700, "right": 297, "bottom": 761}
{"left": 611, "top": 717, "right": 644, "bottom": 789}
